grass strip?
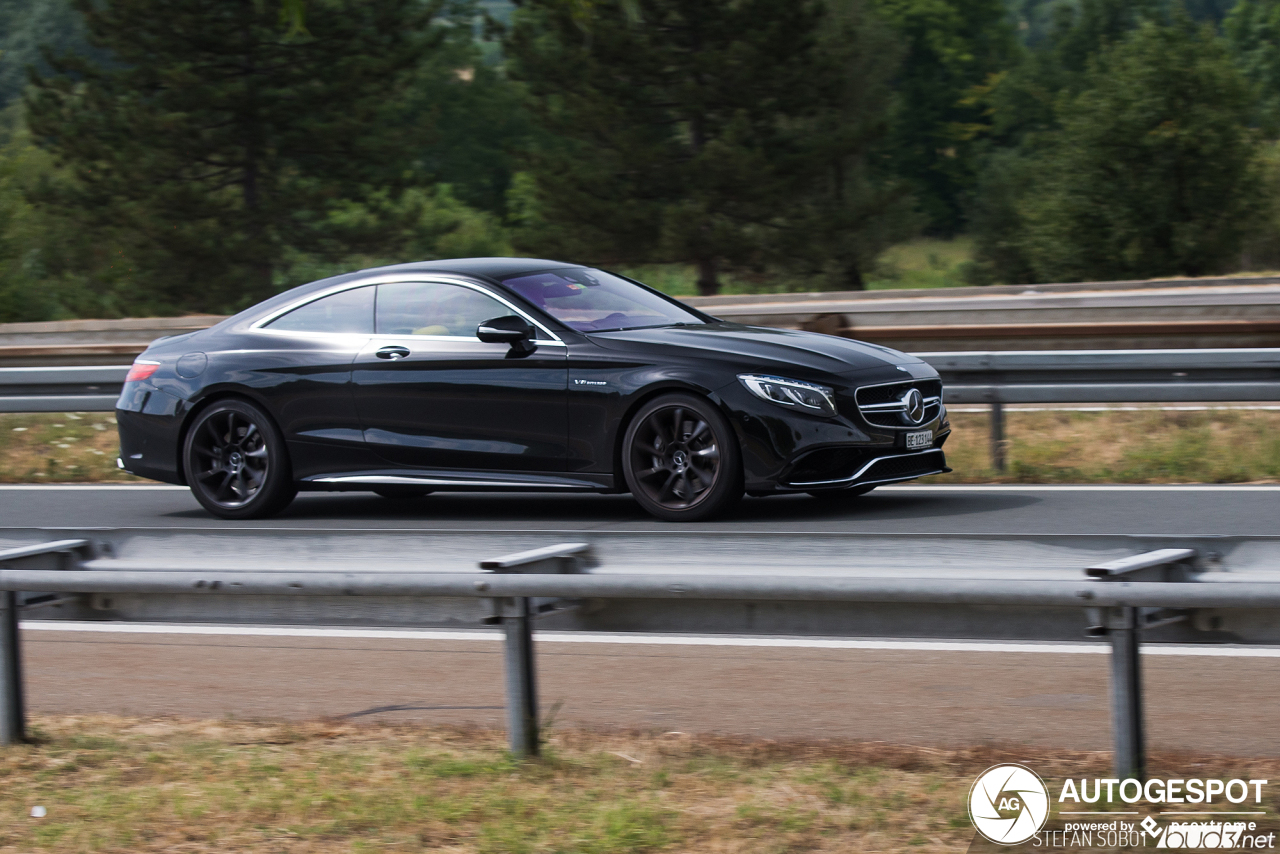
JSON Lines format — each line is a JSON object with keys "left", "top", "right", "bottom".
{"left": 2, "top": 408, "right": 1279, "bottom": 486}
{"left": 935, "top": 409, "right": 1280, "bottom": 484}
{"left": 3, "top": 715, "right": 1276, "bottom": 853}
{"left": 0, "top": 413, "right": 139, "bottom": 484}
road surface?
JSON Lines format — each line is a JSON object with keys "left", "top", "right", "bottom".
{"left": 7, "top": 483, "right": 1279, "bottom": 754}
{"left": 21, "top": 623, "right": 1280, "bottom": 756}
{"left": 2, "top": 483, "right": 1279, "bottom": 535}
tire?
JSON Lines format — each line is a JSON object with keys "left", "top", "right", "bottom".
{"left": 182, "top": 399, "right": 297, "bottom": 520}
{"left": 372, "top": 486, "right": 434, "bottom": 499}
{"left": 621, "top": 392, "right": 742, "bottom": 522}
{"left": 806, "top": 485, "right": 877, "bottom": 500}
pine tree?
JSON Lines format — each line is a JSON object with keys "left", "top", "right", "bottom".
{"left": 506, "top": 0, "right": 909, "bottom": 295}
{"left": 869, "top": 0, "right": 1017, "bottom": 235}
{"left": 766, "top": 0, "right": 916, "bottom": 290}
{"left": 25, "top": 0, "right": 440, "bottom": 312}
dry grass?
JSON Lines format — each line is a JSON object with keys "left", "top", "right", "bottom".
{"left": 931, "top": 408, "right": 1280, "bottom": 484}
{"left": 0, "top": 413, "right": 140, "bottom": 483}
{"left": 3, "top": 716, "right": 1277, "bottom": 854}
{"left": 3, "top": 408, "right": 1280, "bottom": 486}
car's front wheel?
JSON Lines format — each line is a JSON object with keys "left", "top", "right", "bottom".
{"left": 182, "top": 399, "right": 297, "bottom": 519}
{"left": 622, "top": 393, "right": 742, "bottom": 522}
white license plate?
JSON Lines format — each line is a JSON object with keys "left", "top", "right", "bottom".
{"left": 906, "top": 430, "right": 933, "bottom": 451}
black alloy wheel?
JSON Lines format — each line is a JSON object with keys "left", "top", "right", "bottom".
{"left": 622, "top": 393, "right": 742, "bottom": 522}
{"left": 183, "top": 399, "right": 297, "bottom": 519}
{"left": 372, "top": 486, "right": 434, "bottom": 499}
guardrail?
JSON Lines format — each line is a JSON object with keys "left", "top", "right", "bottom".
{"left": 0, "top": 366, "right": 127, "bottom": 413}
{"left": 2, "top": 535, "right": 1278, "bottom": 779}
{"left": 4, "top": 350, "right": 1278, "bottom": 470}
{"left": 5, "top": 277, "right": 1280, "bottom": 364}
{"left": 927, "top": 349, "right": 1280, "bottom": 469}
{"left": 689, "top": 279, "right": 1280, "bottom": 350}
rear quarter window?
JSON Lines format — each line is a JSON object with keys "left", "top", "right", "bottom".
{"left": 264, "top": 287, "right": 374, "bottom": 334}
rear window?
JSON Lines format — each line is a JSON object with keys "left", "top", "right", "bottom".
{"left": 265, "top": 287, "right": 374, "bottom": 334}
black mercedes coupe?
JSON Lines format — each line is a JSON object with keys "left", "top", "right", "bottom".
{"left": 116, "top": 258, "right": 950, "bottom": 521}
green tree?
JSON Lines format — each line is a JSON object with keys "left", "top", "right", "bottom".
{"left": 1020, "top": 20, "right": 1261, "bottom": 281}
{"left": 0, "top": 0, "right": 102, "bottom": 109}
{"left": 24, "top": 0, "right": 441, "bottom": 314}
{"left": 869, "top": 0, "right": 1018, "bottom": 235}
{"left": 403, "top": 11, "right": 533, "bottom": 217}
{"left": 1225, "top": 0, "right": 1280, "bottom": 129}
{"left": 0, "top": 105, "right": 133, "bottom": 321}
{"left": 969, "top": 0, "right": 1169, "bottom": 283}
{"left": 979, "top": 0, "right": 1167, "bottom": 159}
{"left": 767, "top": 0, "right": 917, "bottom": 289}
{"left": 506, "top": 0, "right": 909, "bottom": 294}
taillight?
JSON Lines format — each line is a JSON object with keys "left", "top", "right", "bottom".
{"left": 125, "top": 361, "right": 160, "bottom": 383}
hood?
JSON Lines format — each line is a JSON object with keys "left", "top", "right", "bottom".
{"left": 588, "top": 322, "right": 927, "bottom": 379}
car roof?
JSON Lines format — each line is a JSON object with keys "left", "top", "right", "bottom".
{"left": 219, "top": 258, "right": 580, "bottom": 331}
{"left": 359, "top": 257, "right": 576, "bottom": 281}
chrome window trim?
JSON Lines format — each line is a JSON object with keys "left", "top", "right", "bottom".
{"left": 249, "top": 275, "right": 565, "bottom": 344}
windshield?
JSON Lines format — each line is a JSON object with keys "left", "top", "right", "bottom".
{"left": 501, "top": 268, "right": 705, "bottom": 333}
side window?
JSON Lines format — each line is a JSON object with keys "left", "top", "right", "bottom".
{"left": 376, "top": 282, "right": 512, "bottom": 337}
{"left": 265, "top": 287, "right": 374, "bottom": 334}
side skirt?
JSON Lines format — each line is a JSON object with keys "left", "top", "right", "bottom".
{"left": 298, "top": 469, "right": 614, "bottom": 492}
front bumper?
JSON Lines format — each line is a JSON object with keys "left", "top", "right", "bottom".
{"left": 718, "top": 376, "right": 950, "bottom": 492}
{"left": 782, "top": 447, "right": 949, "bottom": 491}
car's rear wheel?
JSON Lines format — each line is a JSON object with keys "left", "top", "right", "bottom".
{"left": 622, "top": 393, "right": 742, "bottom": 522}
{"left": 806, "top": 485, "right": 877, "bottom": 500}
{"left": 183, "top": 399, "right": 297, "bottom": 519}
{"left": 372, "top": 486, "right": 434, "bottom": 499}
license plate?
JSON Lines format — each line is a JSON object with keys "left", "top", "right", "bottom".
{"left": 905, "top": 430, "right": 933, "bottom": 451}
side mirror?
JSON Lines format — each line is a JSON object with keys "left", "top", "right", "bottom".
{"left": 477, "top": 315, "right": 536, "bottom": 354}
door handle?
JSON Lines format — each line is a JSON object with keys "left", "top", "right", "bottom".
{"left": 375, "top": 346, "right": 411, "bottom": 360}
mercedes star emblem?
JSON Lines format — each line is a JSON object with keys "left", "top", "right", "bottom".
{"left": 901, "top": 388, "right": 925, "bottom": 424}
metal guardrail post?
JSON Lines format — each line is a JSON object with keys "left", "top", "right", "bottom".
{"left": 1086, "top": 548, "right": 1197, "bottom": 781}
{"left": 479, "top": 543, "right": 595, "bottom": 758}
{"left": 0, "top": 591, "right": 23, "bottom": 745}
{"left": 1108, "top": 606, "right": 1143, "bottom": 780}
{"left": 502, "top": 596, "right": 538, "bottom": 757}
{"left": 989, "top": 402, "right": 1006, "bottom": 472}
{"left": 0, "top": 539, "right": 95, "bottom": 746}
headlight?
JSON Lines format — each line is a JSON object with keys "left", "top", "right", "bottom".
{"left": 737, "top": 374, "right": 837, "bottom": 417}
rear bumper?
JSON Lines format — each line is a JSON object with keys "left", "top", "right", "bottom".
{"left": 116, "top": 405, "right": 186, "bottom": 485}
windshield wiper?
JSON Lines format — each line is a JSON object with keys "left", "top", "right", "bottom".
{"left": 589, "top": 321, "right": 702, "bottom": 333}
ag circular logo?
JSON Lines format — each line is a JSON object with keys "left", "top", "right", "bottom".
{"left": 969, "top": 764, "right": 1050, "bottom": 845}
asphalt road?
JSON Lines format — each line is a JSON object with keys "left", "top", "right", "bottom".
{"left": 3, "top": 483, "right": 1279, "bottom": 535}
{"left": 22, "top": 625, "right": 1280, "bottom": 756}
{"left": 7, "top": 483, "right": 1280, "bottom": 754}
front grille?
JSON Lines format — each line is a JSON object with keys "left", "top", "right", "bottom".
{"left": 851, "top": 379, "right": 943, "bottom": 428}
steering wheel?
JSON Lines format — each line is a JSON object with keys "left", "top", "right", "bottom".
{"left": 590, "top": 312, "right": 630, "bottom": 329}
